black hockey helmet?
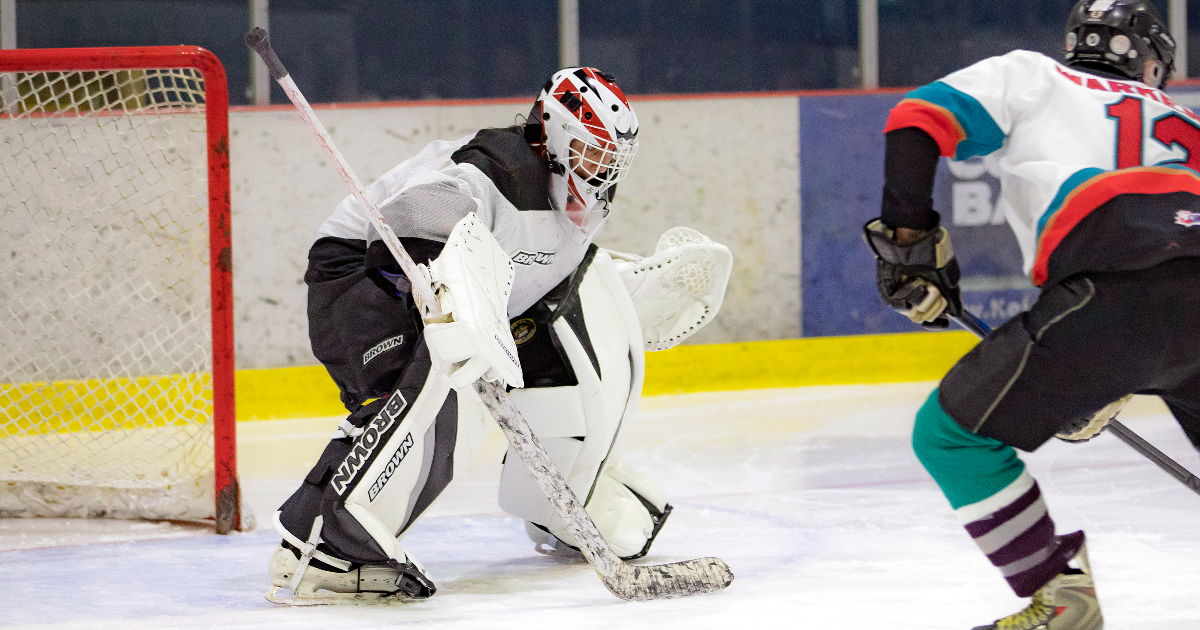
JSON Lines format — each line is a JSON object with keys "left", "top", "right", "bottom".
{"left": 1064, "top": 0, "right": 1175, "bottom": 88}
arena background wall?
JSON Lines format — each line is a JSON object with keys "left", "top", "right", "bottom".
{"left": 229, "top": 94, "right": 801, "bottom": 370}
{"left": 227, "top": 85, "right": 1200, "bottom": 418}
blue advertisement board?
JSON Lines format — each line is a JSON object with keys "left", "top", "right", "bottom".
{"left": 799, "top": 85, "right": 1200, "bottom": 337}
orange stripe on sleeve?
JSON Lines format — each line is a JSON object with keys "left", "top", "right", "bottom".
{"left": 884, "top": 99, "right": 967, "bottom": 158}
{"left": 1031, "top": 167, "right": 1200, "bottom": 285}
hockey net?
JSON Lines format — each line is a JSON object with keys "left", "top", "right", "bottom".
{"left": 0, "top": 47, "right": 240, "bottom": 532}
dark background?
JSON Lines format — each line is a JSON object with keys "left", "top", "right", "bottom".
{"left": 12, "top": 0, "right": 1195, "bottom": 105}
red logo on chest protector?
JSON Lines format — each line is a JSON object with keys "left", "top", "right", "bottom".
{"left": 1176, "top": 210, "right": 1200, "bottom": 227}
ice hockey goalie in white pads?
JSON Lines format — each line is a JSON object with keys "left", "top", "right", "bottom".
{"left": 424, "top": 212, "right": 524, "bottom": 389}
{"left": 609, "top": 227, "right": 733, "bottom": 351}
{"left": 499, "top": 247, "right": 672, "bottom": 559}
{"left": 269, "top": 213, "right": 521, "bottom": 604}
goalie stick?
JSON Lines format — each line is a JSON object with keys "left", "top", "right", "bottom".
{"left": 245, "top": 27, "right": 733, "bottom": 601}
{"left": 951, "top": 310, "right": 1200, "bottom": 498}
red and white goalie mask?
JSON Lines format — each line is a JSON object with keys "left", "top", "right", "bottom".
{"left": 526, "top": 68, "right": 639, "bottom": 243}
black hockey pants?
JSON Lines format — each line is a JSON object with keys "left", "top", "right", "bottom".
{"left": 939, "top": 256, "right": 1200, "bottom": 452}
{"left": 304, "top": 237, "right": 423, "bottom": 410}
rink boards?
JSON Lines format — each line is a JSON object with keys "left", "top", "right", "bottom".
{"left": 224, "top": 83, "right": 1200, "bottom": 375}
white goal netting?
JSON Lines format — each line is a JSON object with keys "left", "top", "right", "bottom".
{"left": 0, "top": 65, "right": 222, "bottom": 522}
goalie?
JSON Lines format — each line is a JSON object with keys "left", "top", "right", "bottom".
{"left": 267, "top": 67, "right": 733, "bottom": 603}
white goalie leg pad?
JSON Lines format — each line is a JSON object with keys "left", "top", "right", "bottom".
{"left": 425, "top": 212, "right": 523, "bottom": 389}
{"left": 333, "top": 366, "right": 493, "bottom": 570}
{"left": 610, "top": 227, "right": 733, "bottom": 351}
{"left": 497, "top": 250, "right": 668, "bottom": 558}
{"left": 604, "top": 458, "right": 668, "bottom": 513}
{"left": 584, "top": 460, "right": 671, "bottom": 558}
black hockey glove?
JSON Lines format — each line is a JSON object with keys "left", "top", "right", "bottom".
{"left": 1055, "top": 394, "right": 1133, "bottom": 443}
{"left": 863, "top": 213, "right": 962, "bottom": 329}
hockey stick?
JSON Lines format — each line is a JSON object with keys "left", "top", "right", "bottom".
{"left": 245, "top": 28, "right": 733, "bottom": 601}
{"left": 950, "top": 310, "right": 1200, "bottom": 497}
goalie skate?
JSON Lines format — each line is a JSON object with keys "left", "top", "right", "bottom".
{"left": 266, "top": 543, "right": 434, "bottom": 606}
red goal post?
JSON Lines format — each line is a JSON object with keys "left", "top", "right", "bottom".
{"left": 0, "top": 47, "right": 239, "bottom": 533}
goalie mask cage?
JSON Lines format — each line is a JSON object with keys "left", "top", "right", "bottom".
{"left": 0, "top": 47, "right": 239, "bottom": 533}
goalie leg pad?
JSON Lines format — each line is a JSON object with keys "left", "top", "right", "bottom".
{"left": 275, "top": 340, "right": 493, "bottom": 595}
{"left": 521, "top": 464, "right": 672, "bottom": 560}
{"left": 583, "top": 462, "right": 673, "bottom": 559}
{"left": 498, "top": 249, "right": 669, "bottom": 559}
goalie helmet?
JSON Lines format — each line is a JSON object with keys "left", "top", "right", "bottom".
{"left": 525, "top": 68, "right": 639, "bottom": 243}
{"left": 1064, "top": 0, "right": 1175, "bottom": 88}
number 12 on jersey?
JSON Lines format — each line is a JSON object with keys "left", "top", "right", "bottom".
{"left": 1107, "top": 96, "right": 1200, "bottom": 171}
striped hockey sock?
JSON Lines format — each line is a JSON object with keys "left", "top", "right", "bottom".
{"left": 955, "top": 471, "right": 1085, "bottom": 597}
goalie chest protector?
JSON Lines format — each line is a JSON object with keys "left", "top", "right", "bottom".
{"left": 316, "top": 126, "right": 598, "bottom": 316}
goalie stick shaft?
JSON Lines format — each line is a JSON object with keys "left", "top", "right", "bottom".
{"left": 245, "top": 27, "right": 733, "bottom": 600}
{"left": 244, "top": 28, "right": 438, "bottom": 319}
{"left": 950, "top": 311, "right": 1200, "bottom": 498}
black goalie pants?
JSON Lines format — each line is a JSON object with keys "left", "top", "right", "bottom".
{"left": 939, "top": 256, "right": 1200, "bottom": 452}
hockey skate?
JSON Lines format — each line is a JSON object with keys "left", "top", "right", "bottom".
{"left": 972, "top": 544, "right": 1102, "bottom": 630}
{"left": 266, "top": 542, "right": 436, "bottom": 605}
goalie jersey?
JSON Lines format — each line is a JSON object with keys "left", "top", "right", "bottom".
{"left": 886, "top": 50, "right": 1200, "bottom": 286}
{"left": 316, "top": 126, "right": 596, "bottom": 317}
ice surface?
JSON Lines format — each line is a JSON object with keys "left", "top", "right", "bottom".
{"left": 2, "top": 382, "right": 1198, "bottom": 629}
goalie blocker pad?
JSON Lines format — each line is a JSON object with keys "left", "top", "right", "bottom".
{"left": 500, "top": 246, "right": 671, "bottom": 559}
{"left": 424, "top": 212, "right": 523, "bottom": 389}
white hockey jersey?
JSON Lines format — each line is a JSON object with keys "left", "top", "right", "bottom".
{"left": 317, "top": 127, "right": 598, "bottom": 317}
{"left": 886, "top": 50, "right": 1200, "bottom": 286}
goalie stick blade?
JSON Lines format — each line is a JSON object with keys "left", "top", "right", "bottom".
{"left": 601, "top": 557, "right": 734, "bottom": 602}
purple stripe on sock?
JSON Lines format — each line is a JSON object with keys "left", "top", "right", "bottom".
{"left": 1005, "top": 530, "right": 1087, "bottom": 598}
{"left": 964, "top": 483, "right": 1042, "bottom": 538}
{"left": 985, "top": 514, "right": 1055, "bottom": 567}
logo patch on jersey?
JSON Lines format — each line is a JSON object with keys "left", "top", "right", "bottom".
{"left": 1175, "top": 210, "right": 1200, "bottom": 227}
{"left": 510, "top": 318, "right": 537, "bottom": 345}
{"left": 512, "top": 250, "right": 555, "bottom": 265}
{"left": 363, "top": 334, "right": 404, "bottom": 366}
{"left": 366, "top": 431, "right": 415, "bottom": 501}
{"left": 330, "top": 391, "right": 408, "bottom": 495}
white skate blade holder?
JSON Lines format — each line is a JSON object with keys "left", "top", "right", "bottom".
{"left": 265, "top": 587, "right": 407, "bottom": 607}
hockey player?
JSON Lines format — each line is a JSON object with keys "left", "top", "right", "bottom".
{"left": 266, "top": 67, "right": 732, "bottom": 603}
{"left": 863, "top": 1, "right": 1200, "bottom": 628}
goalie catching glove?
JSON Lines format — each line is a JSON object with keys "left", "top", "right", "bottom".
{"left": 422, "top": 213, "right": 523, "bottom": 390}
{"left": 863, "top": 213, "right": 962, "bottom": 328}
{"left": 609, "top": 227, "right": 733, "bottom": 351}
